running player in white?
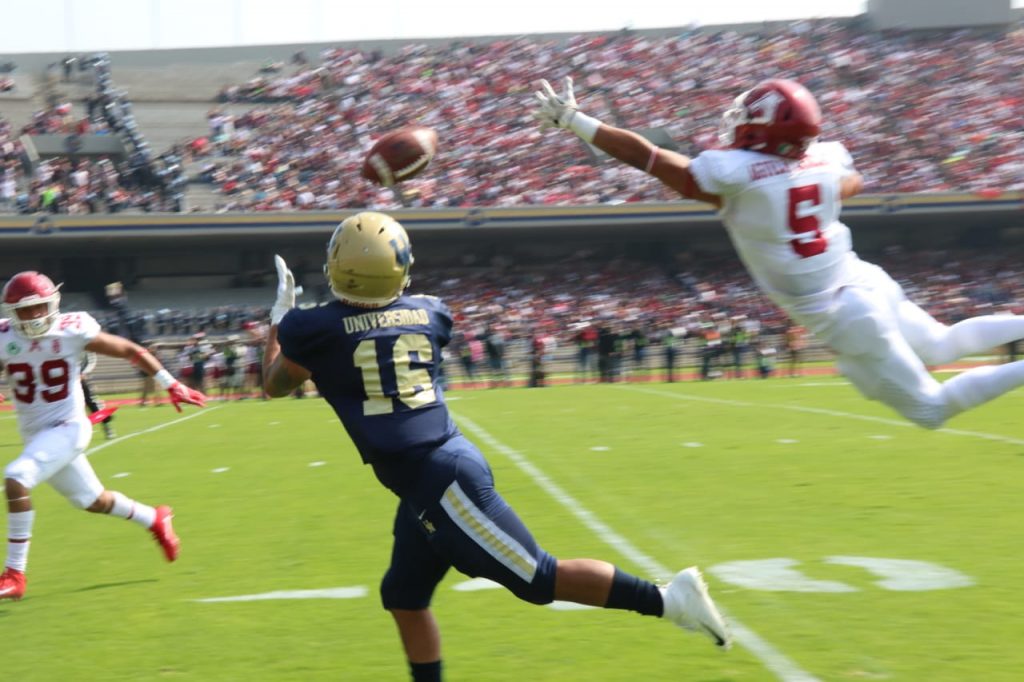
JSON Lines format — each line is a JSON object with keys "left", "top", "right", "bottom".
{"left": 0, "top": 271, "right": 207, "bottom": 600}
{"left": 535, "top": 77, "right": 1024, "bottom": 429}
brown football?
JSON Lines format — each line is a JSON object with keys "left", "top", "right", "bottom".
{"left": 361, "top": 126, "right": 438, "bottom": 187}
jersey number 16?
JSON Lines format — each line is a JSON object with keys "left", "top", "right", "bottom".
{"left": 354, "top": 334, "right": 437, "bottom": 416}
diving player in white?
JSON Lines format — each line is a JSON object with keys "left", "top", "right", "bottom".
{"left": 535, "top": 76, "right": 1024, "bottom": 429}
{"left": 0, "top": 271, "right": 207, "bottom": 601}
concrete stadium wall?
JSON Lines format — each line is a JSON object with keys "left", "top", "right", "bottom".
{"left": 868, "top": 0, "right": 1011, "bottom": 29}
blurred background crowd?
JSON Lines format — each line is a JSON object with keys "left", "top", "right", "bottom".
{"left": 2, "top": 18, "right": 1023, "bottom": 214}
{"left": 83, "top": 246, "right": 1024, "bottom": 395}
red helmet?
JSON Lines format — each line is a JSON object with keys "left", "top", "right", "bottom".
{"left": 718, "top": 79, "right": 821, "bottom": 160}
{"left": 2, "top": 271, "right": 62, "bottom": 338}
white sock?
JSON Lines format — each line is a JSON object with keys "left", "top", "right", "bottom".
{"left": 5, "top": 541, "right": 29, "bottom": 572}
{"left": 6, "top": 510, "right": 35, "bottom": 572}
{"left": 941, "top": 361, "right": 1024, "bottom": 417}
{"left": 108, "top": 491, "right": 157, "bottom": 529}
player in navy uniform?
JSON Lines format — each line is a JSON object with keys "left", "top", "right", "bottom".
{"left": 263, "top": 212, "right": 730, "bottom": 681}
{"left": 80, "top": 351, "right": 115, "bottom": 439}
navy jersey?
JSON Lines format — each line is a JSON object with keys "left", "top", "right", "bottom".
{"left": 277, "top": 294, "right": 459, "bottom": 464}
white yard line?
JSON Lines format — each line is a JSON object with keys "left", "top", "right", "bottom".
{"left": 85, "top": 406, "right": 223, "bottom": 457}
{"left": 454, "top": 412, "right": 821, "bottom": 682}
{"left": 196, "top": 586, "right": 368, "bottom": 602}
{"left": 624, "top": 386, "right": 1024, "bottom": 447}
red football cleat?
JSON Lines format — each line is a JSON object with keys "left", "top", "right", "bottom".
{"left": 150, "top": 506, "right": 180, "bottom": 562}
{"left": 0, "top": 567, "right": 26, "bottom": 601}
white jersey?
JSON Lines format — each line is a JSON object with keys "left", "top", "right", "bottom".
{"left": 0, "top": 312, "right": 101, "bottom": 438}
{"left": 690, "top": 141, "right": 862, "bottom": 313}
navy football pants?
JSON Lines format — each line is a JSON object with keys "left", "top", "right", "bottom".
{"left": 379, "top": 435, "right": 558, "bottom": 610}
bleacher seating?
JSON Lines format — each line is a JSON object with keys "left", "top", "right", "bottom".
{"left": 1, "top": 19, "right": 1022, "bottom": 214}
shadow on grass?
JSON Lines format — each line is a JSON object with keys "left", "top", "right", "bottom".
{"left": 72, "top": 578, "right": 159, "bottom": 593}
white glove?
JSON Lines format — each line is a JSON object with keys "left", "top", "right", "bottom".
{"left": 271, "top": 254, "right": 296, "bottom": 325}
{"left": 534, "top": 77, "right": 579, "bottom": 131}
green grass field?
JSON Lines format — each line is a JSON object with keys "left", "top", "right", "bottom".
{"left": 2, "top": 375, "right": 1023, "bottom": 681}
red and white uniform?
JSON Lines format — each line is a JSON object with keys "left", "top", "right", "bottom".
{"left": 1, "top": 312, "right": 99, "bottom": 438}
{"left": 689, "top": 141, "right": 907, "bottom": 340}
{"left": 689, "top": 141, "right": 985, "bottom": 428}
{"left": 690, "top": 141, "right": 858, "bottom": 304}
{"left": 0, "top": 312, "right": 103, "bottom": 506}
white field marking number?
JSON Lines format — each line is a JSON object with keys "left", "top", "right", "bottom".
{"left": 709, "top": 556, "right": 974, "bottom": 592}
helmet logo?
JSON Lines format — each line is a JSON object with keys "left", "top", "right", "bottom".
{"left": 747, "top": 90, "right": 785, "bottom": 125}
{"left": 389, "top": 235, "right": 412, "bottom": 267}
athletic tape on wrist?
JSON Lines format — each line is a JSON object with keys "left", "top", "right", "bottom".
{"left": 154, "top": 369, "right": 176, "bottom": 389}
{"left": 568, "top": 111, "right": 600, "bottom": 143}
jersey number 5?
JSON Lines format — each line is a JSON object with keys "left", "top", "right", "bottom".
{"left": 6, "top": 359, "right": 71, "bottom": 404}
{"left": 354, "top": 334, "right": 437, "bottom": 416}
{"left": 787, "top": 184, "right": 827, "bottom": 258}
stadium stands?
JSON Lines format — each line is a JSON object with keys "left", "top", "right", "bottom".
{"left": 2, "top": 17, "right": 1023, "bottom": 214}
{"left": 180, "top": 20, "right": 1024, "bottom": 211}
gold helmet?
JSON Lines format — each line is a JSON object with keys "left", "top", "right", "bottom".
{"left": 324, "top": 212, "right": 413, "bottom": 308}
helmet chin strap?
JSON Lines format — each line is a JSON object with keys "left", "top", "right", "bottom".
{"left": 16, "top": 316, "right": 55, "bottom": 338}
{"left": 8, "top": 298, "right": 60, "bottom": 338}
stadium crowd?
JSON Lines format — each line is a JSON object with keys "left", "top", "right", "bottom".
{"left": 84, "top": 247, "right": 1024, "bottom": 384}
{"left": 3, "top": 54, "right": 188, "bottom": 214}
{"left": 3, "top": 20, "right": 1022, "bottom": 214}
{"left": 189, "top": 19, "right": 1024, "bottom": 211}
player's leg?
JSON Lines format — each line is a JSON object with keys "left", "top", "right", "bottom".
{"left": 412, "top": 437, "right": 730, "bottom": 647}
{"left": 837, "top": 340, "right": 1024, "bottom": 428}
{"left": 0, "top": 421, "right": 91, "bottom": 598}
{"left": 48, "top": 456, "right": 179, "bottom": 561}
{"left": 82, "top": 378, "right": 101, "bottom": 414}
{"left": 896, "top": 298, "right": 1024, "bottom": 366}
{"left": 381, "top": 500, "right": 451, "bottom": 682}
{"left": 1, "top": 477, "right": 32, "bottom": 599}
{"left": 832, "top": 287, "right": 1024, "bottom": 428}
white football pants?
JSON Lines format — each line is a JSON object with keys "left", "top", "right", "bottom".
{"left": 4, "top": 418, "right": 103, "bottom": 508}
{"left": 798, "top": 264, "right": 1024, "bottom": 429}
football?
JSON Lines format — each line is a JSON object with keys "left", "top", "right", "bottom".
{"left": 361, "top": 126, "right": 438, "bottom": 187}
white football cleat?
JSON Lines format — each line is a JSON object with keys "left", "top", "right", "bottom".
{"left": 660, "top": 566, "right": 732, "bottom": 649}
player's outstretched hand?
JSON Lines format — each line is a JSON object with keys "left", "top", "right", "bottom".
{"left": 167, "top": 381, "right": 207, "bottom": 412}
{"left": 534, "top": 76, "right": 579, "bottom": 131}
{"left": 271, "top": 254, "right": 296, "bottom": 325}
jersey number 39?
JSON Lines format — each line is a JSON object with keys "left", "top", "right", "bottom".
{"left": 354, "top": 334, "right": 437, "bottom": 415}
{"left": 6, "top": 359, "right": 71, "bottom": 404}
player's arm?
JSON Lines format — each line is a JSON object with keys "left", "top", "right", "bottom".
{"left": 262, "top": 326, "right": 311, "bottom": 398}
{"left": 840, "top": 172, "right": 863, "bottom": 199}
{"left": 590, "top": 125, "right": 722, "bottom": 207}
{"left": 534, "top": 77, "right": 722, "bottom": 208}
{"left": 86, "top": 332, "right": 206, "bottom": 411}
{"left": 263, "top": 254, "right": 312, "bottom": 398}
{"left": 262, "top": 324, "right": 311, "bottom": 398}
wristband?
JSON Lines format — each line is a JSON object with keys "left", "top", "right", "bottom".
{"left": 154, "top": 369, "right": 176, "bottom": 389}
{"left": 644, "top": 147, "right": 659, "bottom": 173}
{"left": 567, "top": 111, "right": 600, "bottom": 143}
